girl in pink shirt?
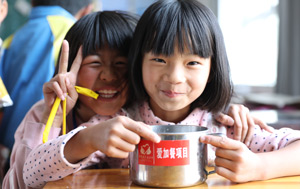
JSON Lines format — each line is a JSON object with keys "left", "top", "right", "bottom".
{"left": 126, "top": 0, "right": 300, "bottom": 183}
{"left": 4, "top": 10, "right": 144, "bottom": 189}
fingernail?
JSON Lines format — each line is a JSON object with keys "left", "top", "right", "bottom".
{"left": 60, "top": 95, "right": 65, "bottom": 101}
{"left": 199, "top": 136, "right": 206, "bottom": 143}
{"left": 155, "top": 135, "right": 161, "bottom": 143}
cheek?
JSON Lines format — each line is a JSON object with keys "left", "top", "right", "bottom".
{"left": 142, "top": 65, "right": 154, "bottom": 91}
{"left": 120, "top": 85, "right": 128, "bottom": 101}
{"left": 118, "top": 68, "right": 128, "bottom": 81}
{"left": 190, "top": 69, "right": 210, "bottom": 93}
{"left": 77, "top": 68, "right": 98, "bottom": 86}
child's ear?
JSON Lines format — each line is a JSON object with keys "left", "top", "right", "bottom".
{"left": 0, "top": 0, "right": 8, "bottom": 23}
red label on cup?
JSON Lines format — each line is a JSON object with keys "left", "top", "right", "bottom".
{"left": 138, "top": 139, "right": 190, "bottom": 166}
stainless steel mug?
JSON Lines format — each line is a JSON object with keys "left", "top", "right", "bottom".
{"left": 130, "top": 125, "right": 215, "bottom": 188}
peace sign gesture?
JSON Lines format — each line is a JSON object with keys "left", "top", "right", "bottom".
{"left": 42, "top": 40, "right": 82, "bottom": 127}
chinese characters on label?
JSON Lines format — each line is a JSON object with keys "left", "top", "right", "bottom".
{"left": 138, "top": 139, "right": 190, "bottom": 166}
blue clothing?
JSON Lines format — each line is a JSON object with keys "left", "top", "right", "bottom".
{"left": 0, "top": 6, "right": 76, "bottom": 150}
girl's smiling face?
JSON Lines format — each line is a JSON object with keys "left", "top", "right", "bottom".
{"left": 77, "top": 46, "right": 128, "bottom": 116}
{"left": 142, "top": 46, "right": 211, "bottom": 123}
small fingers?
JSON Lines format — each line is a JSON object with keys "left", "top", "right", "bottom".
{"left": 107, "top": 135, "right": 136, "bottom": 153}
{"left": 58, "top": 40, "right": 69, "bottom": 74}
{"left": 122, "top": 118, "right": 161, "bottom": 143}
{"left": 104, "top": 144, "right": 131, "bottom": 159}
{"left": 200, "top": 135, "right": 240, "bottom": 150}
{"left": 70, "top": 46, "right": 83, "bottom": 76}
{"left": 215, "top": 166, "right": 239, "bottom": 183}
{"left": 43, "top": 80, "right": 66, "bottom": 101}
{"left": 214, "top": 113, "right": 234, "bottom": 126}
{"left": 215, "top": 156, "right": 234, "bottom": 171}
{"left": 52, "top": 81, "right": 66, "bottom": 100}
{"left": 233, "top": 121, "right": 242, "bottom": 142}
{"left": 253, "top": 117, "right": 274, "bottom": 133}
{"left": 243, "top": 113, "right": 256, "bottom": 146}
{"left": 112, "top": 125, "right": 142, "bottom": 145}
{"left": 243, "top": 126, "right": 254, "bottom": 147}
{"left": 228, "top": 104, "right": 251, "bottom": 142}
{"left": 239, "top": 112, "right": 248, "bottom": 143}
{"left": 65, "top": 77, "right": 78, "bottom": 100}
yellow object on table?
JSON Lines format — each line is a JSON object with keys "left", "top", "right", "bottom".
{"left": 42, "top": 86, "right": 98, "bottom": 143}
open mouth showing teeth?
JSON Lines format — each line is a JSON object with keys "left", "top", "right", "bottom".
{"left": 96, "top": 90, "right": 118, "bottom": 98}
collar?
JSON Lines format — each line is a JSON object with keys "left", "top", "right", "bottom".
{"left": 139, "top": 101, "right": 209, "bottom": 126}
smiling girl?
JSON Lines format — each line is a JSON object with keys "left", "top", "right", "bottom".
{"left": 3, "top": 11, "right": 145, "bottom": 189}
{"left": 127, "top": 0, "right": 300, "bottom": 183}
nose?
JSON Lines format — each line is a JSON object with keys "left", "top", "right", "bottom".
{"left": 99, "top": 66, "right": 117, "bottom": 82}
{"left": 164, "top": 63, "right": 186, "bottom": 84}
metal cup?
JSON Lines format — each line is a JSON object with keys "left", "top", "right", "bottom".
{"left": 130, "top": 125, "right": 214, "bottom": 188}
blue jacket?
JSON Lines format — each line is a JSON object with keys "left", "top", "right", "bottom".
{"left": 0, "top": 6, "right": 75, "bottom": 150}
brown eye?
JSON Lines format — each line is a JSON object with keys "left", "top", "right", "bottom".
{"left": 152, "top": 58, "right": 166, "bottom": 63}
{"left": 187, "top": 61, "right": 200, "bottom": 66}
{"left": 115, "top": 61, "right": 126, "bottom": 65}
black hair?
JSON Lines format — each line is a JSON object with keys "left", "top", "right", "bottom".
{"left": 31, "top": 0, "right": 92, "bottom": 15}
{"left": 128, "top": 0, "right": 233, "bottom": 113}
{"left": 57, "top": 11, "right": 139, "bottom": 73}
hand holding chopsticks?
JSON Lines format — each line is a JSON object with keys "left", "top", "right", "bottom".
{"left": 43, "top": 86, "right": 98, "bottom": 143}
{"left": 42, "top": 40, "right": 89, "bottom": 143}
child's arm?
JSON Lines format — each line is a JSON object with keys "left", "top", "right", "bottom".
{"left": 214, "top": 104, "right": 273, "bottom": 146}
{"left": 64, "top": 116, "right": 160, "bottom": 163}
{"left": 23, "top": 126, "right": 92, "bottom": 188}
{"left": 22, "top": 116, "right": 160, "bottom": 187}
{"left": 200, "top": 129, "right": 300, "bottom": 182}
{"left": 2, "top": 101, "right": 62, "bottom": 189}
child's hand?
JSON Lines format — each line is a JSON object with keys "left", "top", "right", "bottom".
{"left": 42, "top": 40, "right": 82, "bottom": 126}
{"left": 90, "top": 116, "right": 161, "bottom": 158}
{"left": 200, "top": 135, "right": 264, "bottom": 183}
{"left": 214, "top": 104, "right": 273, "bottom": 145}
{"left": 64, "top": 116, "right": 161, "bottom": 163}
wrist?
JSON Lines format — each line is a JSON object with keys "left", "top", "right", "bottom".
{"left": 64, "top": 128, "right": 95, "bottom": 163}
{"left": 255, "top": 153, "right": 269, "bottom": 181}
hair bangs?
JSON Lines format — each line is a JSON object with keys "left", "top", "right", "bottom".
{"left": 63, "top": 11, "right": 137, "bottom": 73}
{"left": 141, "top": 1, "right": 214, "bottom": 58}
{"left": 80, "top": 11, "right": 135, "bottom": 58}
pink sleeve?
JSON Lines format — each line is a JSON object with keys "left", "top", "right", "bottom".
{"left": 22, "top": 126, "right": 104, "bottom": 188}
{"left": 248, "top": 126, "right": 300, "bottom": 152}
{"left": 23, "top": 119, "right": 131, "bottom": 188}
{"left": 2, "top": 100, "right": 61, "bottom": 189}
{"left": 226, "top": 125, "right": 300, "bottom": 152}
